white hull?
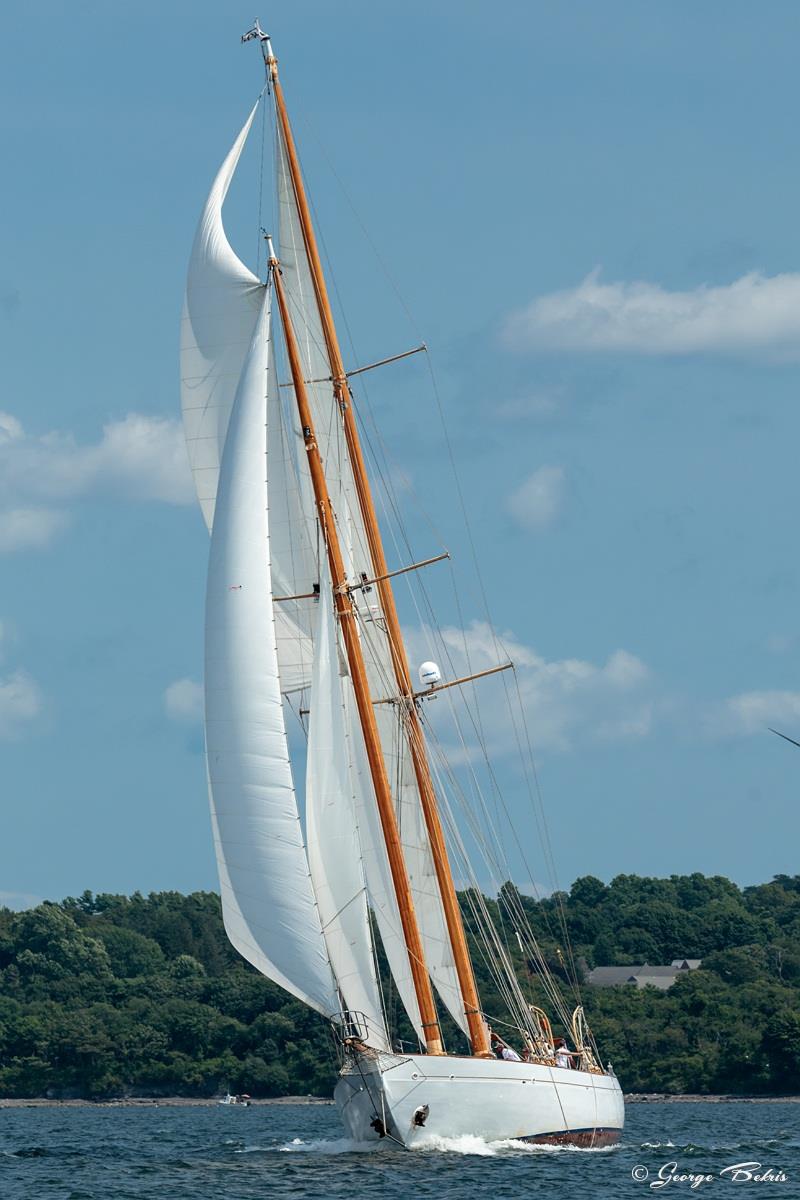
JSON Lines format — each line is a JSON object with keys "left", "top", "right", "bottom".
{"left": 334, "top": 1050, "right": 624, "bottom": 1148}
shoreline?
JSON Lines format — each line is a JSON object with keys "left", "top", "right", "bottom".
{"left": 0, "top": 1096, "right": 334, "bottom": 1108}
{"left": 625, "top": 1093, "right": 800, "bottom": 1104}
{"left": 1, "top": 1093, "right": 798, "bottom": 1109}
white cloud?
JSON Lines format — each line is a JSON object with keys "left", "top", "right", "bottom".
{"left": 90, "top": 414, "right": 194, "bottom": 504}
{"left": 0, "top": 412, "right": 193, "bottom": 551}
{"left": 407, "top": 620, "right": 652, "bottom": 755}
{"left": 503, "top": 268, "right": 800, "bottom": 358}
{"left": 164, "top": 677, "right": 203, "bottom": 723}
{"left": 507, "top": 466, "right": 564, "bottom": 531}
{"left": 0, "top": 507, "right": 69, "bottom": 552}
{"left": 0, "top": 412, "right": 23, "bottom": 443}
{"left": 711, "top": 689, "right": 800, "bottom": 738}
{"left": 0, "top": 669, "right": 43, "bottom": 739}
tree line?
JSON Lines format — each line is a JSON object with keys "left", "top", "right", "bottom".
{"left": 0, "top": 872, "right": 797, "bottom": 1098}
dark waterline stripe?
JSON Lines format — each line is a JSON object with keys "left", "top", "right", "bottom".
{"left": 522, "top": 1127, "right": 623, "bottom": 1148}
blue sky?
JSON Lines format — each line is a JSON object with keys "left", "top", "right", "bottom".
{"left": 1, "top": 2, "right": 799, "bottom": 908}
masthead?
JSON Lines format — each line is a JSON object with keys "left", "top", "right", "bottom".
{"left": 241, "top": 18, "right": 276, "bottom": 75}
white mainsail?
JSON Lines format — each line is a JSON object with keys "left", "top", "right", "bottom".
{"left": 205, "top": 285, "right": 338, "bottom": 1017}
{"left": 276, "top": 126, "right": 470, "bottom": 1041}
{"left": 306, "top": 563, "right": 390, "bottom": 1050}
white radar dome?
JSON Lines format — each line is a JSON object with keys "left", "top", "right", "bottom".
{"left": 418, "top": 661, "right": 442, "bottom": 689}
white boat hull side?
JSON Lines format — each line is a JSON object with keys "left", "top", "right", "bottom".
{"left": 334, "top": 1051, "right": 624, "bottom": 1148}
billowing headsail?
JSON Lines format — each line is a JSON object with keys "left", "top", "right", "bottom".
{"left": 205, "top": 286, "right": 338, "bottom": 1017}
{"left": 183, "top": 103, "right": 315, "bottom": 694}
{"left": 180, "top": 104, "right": 263, "bottom": 530}
{"left": 276, "top": 127, "right": 470, "bottom": 1040}
{"left": 306, "top": 563, "right": 390, "bottom": 1050}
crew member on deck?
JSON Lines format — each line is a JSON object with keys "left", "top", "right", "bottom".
{"left": 490, "top": 1031, "right": 522, "bottom": 1061}
{"left": 554, "top": 1037, "right": 580, "bottom": 1069}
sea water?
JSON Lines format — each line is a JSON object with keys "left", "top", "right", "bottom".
{"left": 1, "top": 1101, "right": 798, "bottom": 1199}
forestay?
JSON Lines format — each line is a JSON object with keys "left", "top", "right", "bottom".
{"left": 205, "top": 286, "right": 338, "bottom": 1017}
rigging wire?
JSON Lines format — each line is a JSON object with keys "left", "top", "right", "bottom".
{"left": 256, "top": 91, "right": 267, "bottom": 278}
{"left": 266, "top": 85, "right": 589, "bottom": 1047}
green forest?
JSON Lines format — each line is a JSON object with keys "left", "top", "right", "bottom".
{"left": 0, "top": 873, "right": 798, "bottom": 1099}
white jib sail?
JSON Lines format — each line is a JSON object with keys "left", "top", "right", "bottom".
{"left": 181, "top": 103, "right": 264, "bottom": 532}
{"left": 276, "top": 127, "right": 469, "bottom": 1040}
{"left": 205, "top": 284, "right": 338, "bottom": 1017}
{"left": 305, "top": 563, "right": 390, "bottom": 1050}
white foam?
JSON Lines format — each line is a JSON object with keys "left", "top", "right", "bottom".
{"left": 273, "top": 1132, "right": 620, "bottom": 1157}
{"left": 411, "top": 1134, "right": 502, "bottom": 1157}
{"left": 412, "top": 1134, "right": 621, "bottom": 1156}
{"left": 278, "top": 1136, "right": 379, "bottom": 1155}
{"left": 410, "top": 1134, "right": 566, "bottom": 1156}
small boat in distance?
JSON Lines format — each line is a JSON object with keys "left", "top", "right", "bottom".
{"left": 218, "top": 1093, "right": 251, "bottom": 1107}
{"left": 179, "top": 22, "right": 624, "bottom": 1148}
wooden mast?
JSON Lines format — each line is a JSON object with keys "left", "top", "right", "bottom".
{"left": 266, "top": 49, "right": 491, "bottom": 1059}
{"left": 268, "top": 244, "right": 444, "bottom": 1057}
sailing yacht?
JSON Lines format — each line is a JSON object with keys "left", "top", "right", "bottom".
{"left": 179, "top": 24, "right": 624, "bottom": 1148}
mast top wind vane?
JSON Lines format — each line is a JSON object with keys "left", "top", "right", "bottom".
{"left": 241, "top": 19, "right": 274, "bottom": 71}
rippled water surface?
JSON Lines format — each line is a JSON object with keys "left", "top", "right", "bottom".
{"left": 1, "top": 1101, "right": 798, "bottom": 1199}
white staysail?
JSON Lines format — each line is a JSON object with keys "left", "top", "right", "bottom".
{"left": 344, "top": 689, "right": 423, "bottom": 1042}
{"left": 265, "top": 333, "right": 317, "bottom": 694}
{"left": 276, "top": 126, "right": 470, "bottom": 1040}
{"left": 375, "top": 702, "right": 470, "bottom": 1041}
{"left": 205, "top": 285, "right": 338, "bottom": 1017}
{"left": 181, "top": 102, "right": 263, "bottom": 532}
{"left": 306, "top": 564, "right": 390, "bottom": 1050}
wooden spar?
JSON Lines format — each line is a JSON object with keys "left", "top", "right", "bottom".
{"left": 269, "top": 253, "right": 444, "bottom": 1057}
{"left": 267, "top": 53, "right": 491, "bottom": 1059}
{"left": 346, "top": 343, "right": 427, "bottom": 379}
{"left": 373, "top": 662, "right": 514, "bottom": 705}
{"left": 278, "top": 343, "right": 426, "bottom": 388}
{"left": 352, "top": 552, "right": 450, "bottom": 591}
{"left": 414, "top": 662, "right": 514, "bottom": 700}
